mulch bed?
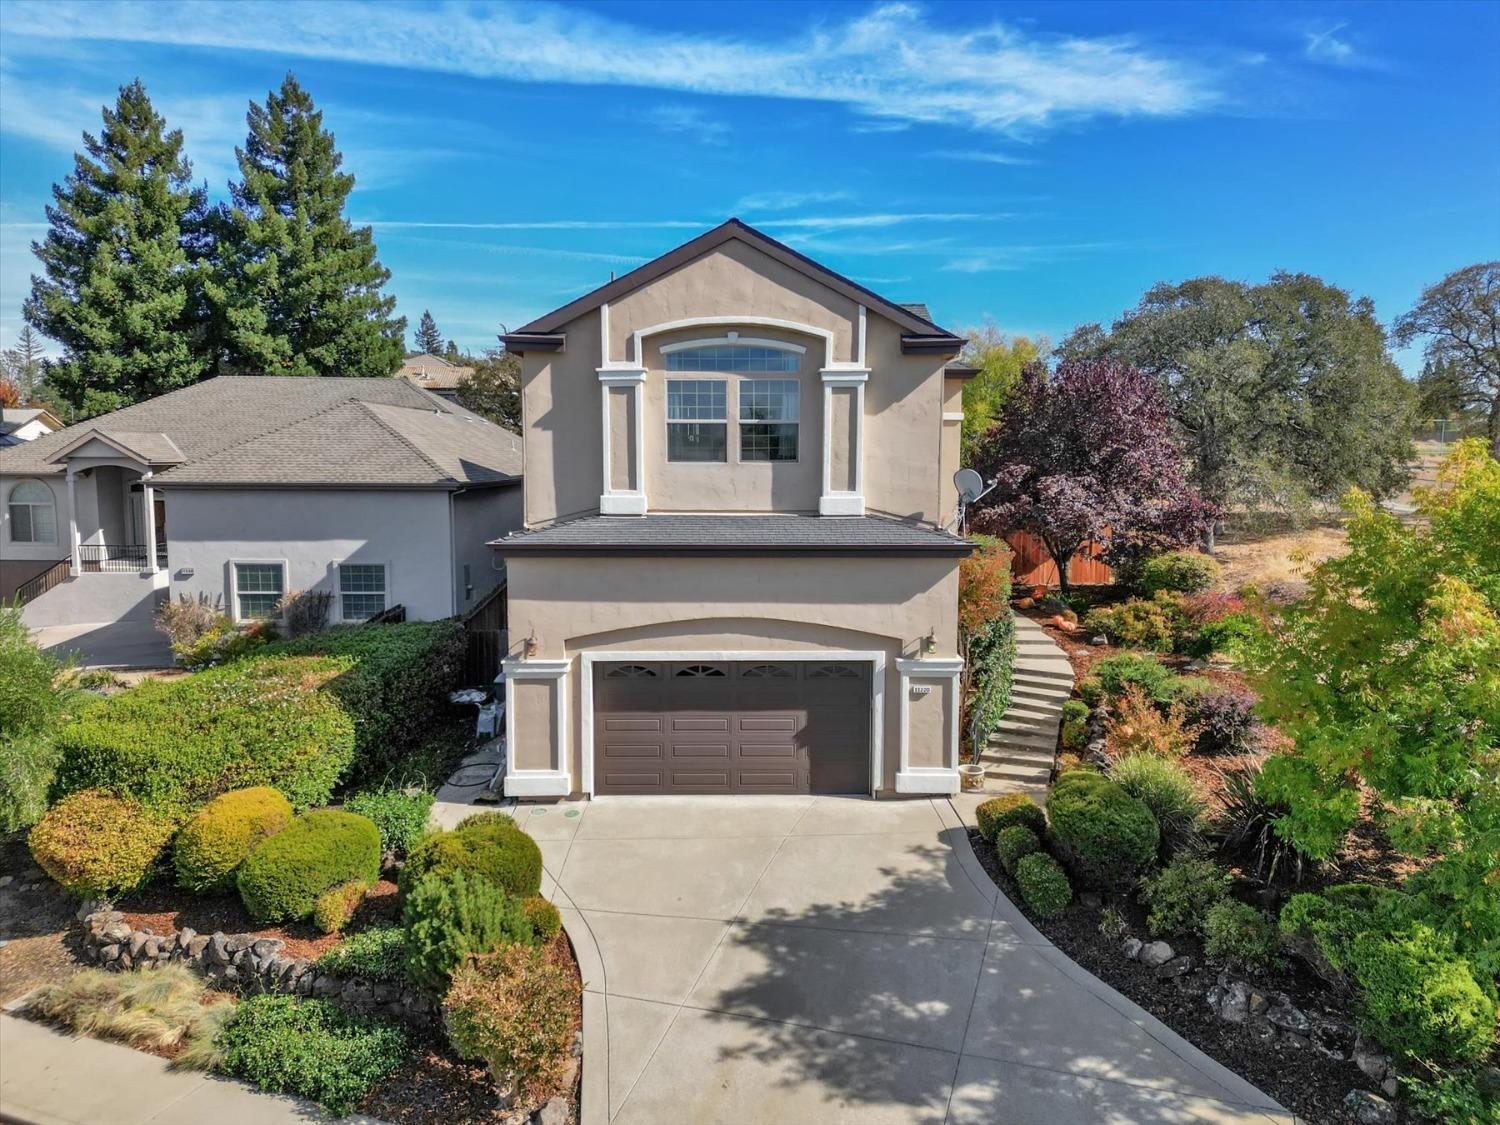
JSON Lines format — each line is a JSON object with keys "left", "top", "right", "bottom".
{"left": 969, "top": 831, "right": 1371, "bottom": 1125}
{"left": 0, "top": 835, "right": 88, "bottom": 1004}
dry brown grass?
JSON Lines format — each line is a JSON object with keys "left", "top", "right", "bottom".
{"left": 1211, "top": 526, "right": 1349, "bottom": 597}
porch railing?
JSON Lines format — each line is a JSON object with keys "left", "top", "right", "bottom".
{"left": 14, "top": 559, "right": 70, "bottom": 607}
{"left": 78, "top": 543, "right": 166, "bottom": 572}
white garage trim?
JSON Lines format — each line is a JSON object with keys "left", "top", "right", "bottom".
{"left": 579, "top": 648, "right": 886, "bottom": 798}
{"left": 894, "top": 657, "right": 964, "bottom": 795}
{"left": 503, "top": 658, "right": 572, "bottom": 797}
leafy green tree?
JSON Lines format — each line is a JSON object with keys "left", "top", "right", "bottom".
{"left": 23, "top": 80, "right": 210, "bottom": 415}
{"left": 958, "top": 321, "right": 1044, "bottom": 463}
{"left": 443, "top": 339, "right": 461, "bottom": 363}
{"left": 1395, "top": 262, "right": 1500, "bottom": 457}
{"left": 455, "top": 349, "right": 521, "bottom": 430}
{"left": 1253, "top": 440, "right": 1500, "bottom": 977}
{"left": 1058, "top": 274, "right": 1416, "bottom": 529}
{"left": 209, "top": 74, "right": 404, "bottom": 377}
{"left": 414, "top": 310, "right": 444, "bottom": 355}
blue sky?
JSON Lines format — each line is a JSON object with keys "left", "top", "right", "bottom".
{"left": 1, "top": 0, "right": 1497, "bottom": 371}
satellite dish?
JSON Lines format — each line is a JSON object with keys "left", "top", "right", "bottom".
{"left": 954, "top": 468, "right": 984, "bottom": 505}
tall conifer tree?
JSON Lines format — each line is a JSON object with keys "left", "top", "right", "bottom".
{"left": 415, "top": 310, "right": 444, "bottom": 355}
{"left": 24, "top": 80, "right": 209, "bottom": 416}
{"left": 210, "top": 74, "right": 404, "bottom": 376}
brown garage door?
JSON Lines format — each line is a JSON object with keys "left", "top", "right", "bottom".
{"left": 594, "top": 660, "right": 871, "bottom": 795}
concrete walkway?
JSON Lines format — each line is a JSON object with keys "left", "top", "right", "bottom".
{"left": 0, "top": 1013, "right": 376, "bottom": 1124}
{"left": 975, "top": 613, "right": 1073, "bottom": 795}
{"left": 508, "top": 796, "right": 1291, "bottom": 1125}
{"left": 30, "top": 620, "right": 174, "bottom": 670}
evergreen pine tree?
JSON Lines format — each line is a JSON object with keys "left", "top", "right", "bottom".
{"left": 24, "top": 80, "right": 209, "bottom": 415}
{"left": 443, "top": 339, "right": 462, "bottom": 362}
{"left": 210, "top": 74, "right": 405, "bottom": 377}
{"left": 0, "top": 326, "right": 47, "bottom": 400}
{"left": 415, "top": 310, "right": 444, "bottom": 355}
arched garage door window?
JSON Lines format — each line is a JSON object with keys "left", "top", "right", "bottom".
{"left": 7, "top": 481, "right": 56, "bottom": 543}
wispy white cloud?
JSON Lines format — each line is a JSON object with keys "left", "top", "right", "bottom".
{"left": 631, "top": 104, "right": 729, "bottom": 144}
{"left": 929, "top": 149, "right": 1038, "bottom": 166}
{"left": 1302, "top": 23, "right": 1382, "bottom": 70}
{"left": 757, "top": 212, "right": 1011, "bottom": 231}
{"left": 357, "top": 219, "right": 708, "bottom": 231}
{"left": 735, "top": 190, "right": 855, "bottom": 213}
{"left": 939, "top": 242, "right": 1127, "bottom": 272}
{"left": 377, "top": 232, "right": 648, "bottom": 266}
{"left": 0, "top": 0, "right": 1222, "bottom": 137}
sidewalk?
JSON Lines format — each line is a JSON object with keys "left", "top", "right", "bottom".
{"left": 0, "top": 1013, "right": 379, "bottom": 1124}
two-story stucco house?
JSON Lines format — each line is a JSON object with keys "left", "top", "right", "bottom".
{"left": 493, "top": 219, "right": 976, "bottom": 800}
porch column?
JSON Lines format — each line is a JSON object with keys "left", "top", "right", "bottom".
{"left": 141, "top": 471, "right": 159, "bottom": 573}
{"left": 65, "top": 468, "right": 80, "bottom": 575}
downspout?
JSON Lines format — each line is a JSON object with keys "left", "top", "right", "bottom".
{"left": 448, "top": 488, "right": 460, "bottom": 617}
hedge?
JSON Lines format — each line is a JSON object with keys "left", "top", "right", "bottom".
{"left": 52, "top": 656, "right": 354, "bottom": 814}
{"left": 29, "top": 789, "right": 177, "bottom": 898}
{"left": 237, "top": 810, "right": 382, "bottom": 923}
{"left": 1046, "top": 769, "right": 1160, "bottom": 890}
{"left": 975, "top": 793, "right": 1046, "bottom": 842}
{"left": 173, "top": 787, "right": 294, "bottom": 893}
{"left": 259, "top": 622, "right": 464, "bottom": 782}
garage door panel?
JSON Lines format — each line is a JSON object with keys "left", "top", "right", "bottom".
{"left": 594, "top": 661, "right": 870, "bottom": 795}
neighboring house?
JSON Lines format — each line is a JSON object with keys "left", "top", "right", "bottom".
{"left": 0, "top": 376, "right": 522, "bottom": 629}
{"left": 494, "top": 218, "right": 975, "bottom": 799}
{"left": 0, "top": 406, "right": 63, "bottom": 445}
{"left": 398, "top": 353, "right": 474, "bottom": 401}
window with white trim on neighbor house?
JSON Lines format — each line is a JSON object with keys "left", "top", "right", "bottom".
{"left": 665, "top": 344, "right": 800, "bottom": 463}
{"left": 339, "top": 563, "right": 387, "bottom": 620}
{"left": 233, "top": 562, "right": 284, "bottom": 620}
{"left": 7, "top": 481, "right": 57, "bottom": 542}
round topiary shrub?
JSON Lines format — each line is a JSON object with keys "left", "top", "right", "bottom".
{"left": 522, "top": 896, "right": 562, "bottom": 943}
{"left": 1014, "top": 853, "right": 1072, "bottom": 918}
{"left": 1045, "top": 769, "right": 1160, "bottom": 890}
{"left": 28, "top": 789, "right": 177, "bottom": 898}
{"left": 173, "top": 786, "right": 294, "bottom": 892}
{"left": 995, "top": 824, "right": 1040, "bottom": 875}
{"left": 312, "top": 879, "right": 371, "bottom": 934}
{"left": 237, "top": 810, "right": 381, "bottom": 923}
{"left": 403, "top": 869, "right": 533, "bottom": 994}
{"left": 399, "top": 815, "right": 542, "bottom": 899}
{"left": 975, "top": 793, "right": 1046, "bottom": 842}
{"left": 1137, "top": 551, "right": 1220, "bottom": 596}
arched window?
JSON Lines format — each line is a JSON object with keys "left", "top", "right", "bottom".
{"left": 665, "top": 344, "right": 800, "bottom": 373}
{"left": 741, "top": 663, "right": 794, "bottom": 678}
{"left": 605, "top": 664, "right": 658, "bottom": 679}
{"left": 674, "top": 664, "right": 728, "bottom": 677}
{"left": 7, "top": 481, "right": 56, "bottom": 543}
{"left": 808, "top": 663, "right": 861, "bottom": 679}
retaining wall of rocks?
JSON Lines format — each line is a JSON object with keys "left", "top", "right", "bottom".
{"left": 80, "top": 910, "right": 436, "bottom": 1026}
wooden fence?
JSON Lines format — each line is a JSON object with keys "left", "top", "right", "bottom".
{"left": 461, "top": 581, "right": 508, "bottom": 687}
{"left": 1004, "top": 531, "right": 1113, "bottom": 589}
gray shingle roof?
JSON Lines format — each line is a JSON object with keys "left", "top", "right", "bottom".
{"left": 0, "top": 375, "right": 521, "bottom": 489}
{"left": 491, "top": 514, "right": 971, "bottom": 556}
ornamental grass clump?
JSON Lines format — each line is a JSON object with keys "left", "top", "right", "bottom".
{"left": 173, "top": 786, "right": 293, "bottom": 892}
{"left": 236, "top": 809, "right": 381, "bottom": 923}
{"left": 29, "top": 789, "right": 177, "bottom": 898}
{"left": 1045, "top": 769, "right": 1160, "bottom": 891}
{"left": 1109, "top": 752, "right": 1205, "bottom": 856}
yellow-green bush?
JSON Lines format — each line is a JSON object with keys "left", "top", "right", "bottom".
{"left": 28, "top": 789, "right": 177, "bottom": 898}
{"left": 974, "top": 793, "right": 1046, "bottom": 842}
{"left": 237, "top": 810, "right": 381, "bottom": 923}
{"left": 312, "top": 880, "right": 372, "bottom": 934}
{"left": 173, "top": 786, "right": 293, "bottom": 892}
{"left": 522, "top": 896, "right": 562, "bottom": 942}
{"left": 1137, "top": 551, "right": 1221, "bottom": 596}
{"left": 399, "top": 813, "right": 542, "bottom": 899}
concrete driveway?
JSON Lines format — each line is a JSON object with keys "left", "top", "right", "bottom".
{"left": 511, "top": 796, "right": 1292, "bottom": 1125}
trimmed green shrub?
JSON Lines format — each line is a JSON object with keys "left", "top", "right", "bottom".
{"left": 1083, "top": 592, "right": 1189, "bottom": 652}
{"left": 173, "top": 787, "right": 293, "bottom": 893}
{"left": 171, "top": 621, "right": 276, "bottom": 669}
{"left": 312, "top": 879, "right": 371, "bottom": 934}
{"left": 1060, "top": 699, "right": 1089, "bottom": 750}
{"left": 217, "top": 995, "right": 409, "bottom": 1117}
{"left": 445, "top": 943, "right": 580, "bottom": 1105}
{"left": 28, "top": 789, "right": 177, "bottom": 898}
{"left": 1015, "top": 853, "right": 1072, "bottom": 918}
{"left": 403, "top": 870, "right": 534, "bottom": 994}
{"left": 1137, "top": 551, "right": 1220, "bottom": 596}
{"left": 342, "top": 788, "right": 434, "bottom": 858}
{"left": 966, "top": 609, "right": 1017, "bottom": 751}
{"left": 996, "top": 825, "right": 1041, "bottom": 875}
{"left": 0, "top": 606, "right": 80, "bottom": 833}
{"left": 1183, "top": 612, "right": 1263, "bottom": 661}
{"left": 1109, "top": 753, "right": 1204, "bottom": 854}
{"left": 522, "top": 896, "right": 563, "bottom": 943}
{"left": 974, "top": 793, "right": 1046, "bottom": 842}
{"left": 1278, "top": 884, "right": 1414, "bottom": 978}
{"left": 1140, "top": 855, "right": 1230, "bottom": 937}
{"left": 400, "top": 814, "right": 543, "bottom": 899}
{"left": 1203, "top": 900, "right": 1278, "bottom": 968}
{"left": 315, "top": 925, "right": 407, "bottom": 985}
{"left": 237, "top": 810, "right": 381, "bottom": 923}
{"left": 1046, "top": 769, "right": 1160, "bottom": 890}
{"left": 1087, "top": 652, "right": 1177, "bottom": 705}
{"left": 1348, "top": 925, "right": 1497, "bottom": 1065}
{"left": 259, "top": 621, "right": 464, "bottom": 783}
{"left": 53, "top": 656, "right": 354, "bottom": 814}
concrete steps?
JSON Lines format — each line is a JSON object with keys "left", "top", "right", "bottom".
{"left": 976, "top": 614, "right": 1075, "bottom": 795}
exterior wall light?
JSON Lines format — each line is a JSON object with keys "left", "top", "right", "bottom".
{"left": 921, "top": 631, "right": 936, "bottom": 656}
{"left": 524, "top": 634, "right": 539, "bottom": 659}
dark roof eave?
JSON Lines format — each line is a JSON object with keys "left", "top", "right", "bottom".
{"left": 944, "top": 365, "right": 980, "bottom": 381}
{"left": 498, "top": 333, "right": 565, "bottom": 354}
{"left": 488, "top": 541, "right": 973, "bottom": 558}
{"left": 156, "top": 478, "right": 519, "bottom": 491}
{"left": 901, "top": 334, "right": 967, "bottom": 355}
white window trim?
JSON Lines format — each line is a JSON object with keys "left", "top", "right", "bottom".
{"left": 737, "top": 377, "right": 802, "bottom": 464}
{"left": 5, "top": 479, "right": 59, "bottom": 545}
{"left": 659, "top": 333, "right": 807, "bottom": 358}
{"left": 336, "top": 560, "right": 390, "bottom": 623}
{"left": 894, "top": 657, "right": 964, "bottom": 794}
{"left": 502, "top": 658, "right": 572, "bottom": 797}
{"left": 820, "top": 370, "right": 868, "bottom": 516}
{"left": 229, "top": 559, "right": 288, "bottom": 624}
{"left": 578, "top": 649, "right": 886, "bottom": 798}
{"left": 664, "top": 376, "right": 730, "bottom": 465}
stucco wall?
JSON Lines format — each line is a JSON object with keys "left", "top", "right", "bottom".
{"left": 450, "top": 484, "right": 522, "bottom": 613}
{"left": 163, "top": 488, "right": 456, "bottom": 622}
{"left": 505, "top": 554, "right": 959, "bottom": 793}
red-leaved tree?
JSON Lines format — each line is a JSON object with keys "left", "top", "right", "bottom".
{"left": 970, "top": 360, "right": 1215, "bottom": 592}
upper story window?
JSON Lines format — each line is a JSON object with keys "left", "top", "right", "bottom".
{"left": 666, "top": 379, "right": 727, "bottom": 462}
{"left": 665, "top": 345, "right": 799, "bottom": 373}
{"left": 739, "top": 379, "right": 799, "bottom": 462}
{"left": 7, "top": 481, "right": 56, "bottom": 543}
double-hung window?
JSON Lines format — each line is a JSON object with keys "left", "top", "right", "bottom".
{"left": 666, "top": 379, "right": 727, "bottom": 462}
{"left": 7, "top": 481, "right": 56, "bottom": 543}
{"left": 739, "top": 379, "right": 800, "bottom": 461}
{"left": 233, "top": 562, "right": 284, "bottom": 621}
{"left": 339, "top": 563, "right": 387, "bottom": 621}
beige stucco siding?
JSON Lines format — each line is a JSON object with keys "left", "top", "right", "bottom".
{"left": 505, "top": 554, "right": 959, "bottom": 794}
{"left": 863, "top": 315, "right": 946, "bottom": 525}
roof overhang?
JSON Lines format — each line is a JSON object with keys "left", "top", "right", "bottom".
{"left": 45, "top": 428, "right": 185, "bottom": 468}
{"left": 497, "top": 333, "right": 566, "bottom": 355}
{"left": 944, "top": 364, "right": 981, "bottom": 380}
{"left": 490, "top": 541, "right": 973, "bottom": 558}
{"left": 901, "top": 334, "right": 968, "bottom": 355}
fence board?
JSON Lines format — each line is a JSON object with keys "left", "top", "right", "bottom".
{"left": 1005, "top": 531, "right": 1113, "bottom": 588}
